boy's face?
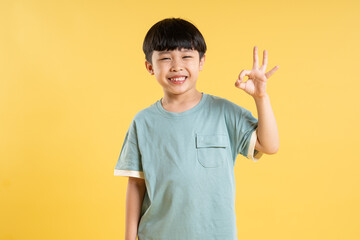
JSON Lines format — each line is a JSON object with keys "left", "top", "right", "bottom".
{"left": 145, "top": 48, "right": 205, "bottom": 97}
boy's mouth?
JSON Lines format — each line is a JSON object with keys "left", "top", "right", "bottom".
{"left": 168, "top": 76, "right": 187, "bottom": 84}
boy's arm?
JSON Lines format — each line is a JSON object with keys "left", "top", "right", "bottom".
{"left": 235, "top": 46, "right": 280, "bottom": 155}
{"left": 254, "top": 93, "right": 279, "bottom": 154}
{"left": 125, "top": 177, "right": 146, "bottom": 240}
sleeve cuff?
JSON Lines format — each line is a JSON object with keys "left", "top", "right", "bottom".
{"left": 247, "top": 129, "right": 263, "bottom": 162}
{"left": 114, "top": 169, "right": 145, "bottom": 179}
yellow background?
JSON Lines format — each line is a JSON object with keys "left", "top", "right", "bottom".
{"left": 1, "top": 0, "right": 359, "bottom": 239}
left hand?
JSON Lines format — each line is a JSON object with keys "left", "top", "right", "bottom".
{"left": 235, "top": 46, "right": 279, "bottom": 99}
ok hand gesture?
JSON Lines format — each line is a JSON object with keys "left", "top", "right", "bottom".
{"left": 235, "top": 46, "right": 279, "bottom": 99}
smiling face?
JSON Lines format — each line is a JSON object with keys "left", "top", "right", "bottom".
{"left": 145, "top": 48, "right": 205, "bottom": 98}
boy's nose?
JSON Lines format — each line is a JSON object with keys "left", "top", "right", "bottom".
{"left": 170, "top": 60, "right": 183, "bottom": 72}
{"left": 170, "top": 66, "right": 183, "bottom": 72}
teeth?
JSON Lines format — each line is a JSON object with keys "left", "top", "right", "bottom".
{"left": 170, "top": 77, "right": 186, "bottom": 81}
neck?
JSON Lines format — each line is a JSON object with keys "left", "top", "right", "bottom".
{"left": 161, "top": 89, "right": 202, "bottom": 106}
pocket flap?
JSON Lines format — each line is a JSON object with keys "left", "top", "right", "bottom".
{"left": 196, "top": 134, "right": 227, "bottom": 148}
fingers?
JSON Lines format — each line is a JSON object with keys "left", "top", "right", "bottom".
{"left": 253, "top": 46, "right": 259, "bottom": 70}
{"left": 265, "top": 65, "right": 280, "bottom": 79}
{"left": 237, "top": 69, "right": 252, "bottom": 82}
{"left": 260, "top": 49, "right": 268, "bottom": 72}
{"left": 235, "top": 69, "right": 252, "bottom": 87}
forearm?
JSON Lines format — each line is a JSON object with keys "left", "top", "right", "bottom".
{"left": 254, "top": 93, "right": 279, "bottom": 154}
{"left": 125, "top": 177, "right": 146, "bottom": 240}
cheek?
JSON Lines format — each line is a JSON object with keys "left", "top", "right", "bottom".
{"left": 154, "top": 67, "right": 167, "bottom": 78}
{"left": 153, "top": 67, "right": 163, "bottom": 75}
{"left": 189, "top": 65, "right": 200, "bottom": 74}
{"left": 156, "top": 65, "right": 168, "bottom": 74}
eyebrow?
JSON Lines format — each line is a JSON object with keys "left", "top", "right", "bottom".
{"left": 158, "top": 49, "right": 194, "bottom": 55}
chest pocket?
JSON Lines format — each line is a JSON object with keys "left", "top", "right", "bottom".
{"left": 196, "top": 133, "right": 228, "bottom": 168}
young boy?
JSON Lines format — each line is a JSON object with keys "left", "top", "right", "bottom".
{"left": 114, "top": 18, "right": 279, "bottom": 240}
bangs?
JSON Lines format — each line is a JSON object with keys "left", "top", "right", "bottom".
{"left": 152, "top": 27, "right": 199, "bottom": 52}
{"left": 143, "top": 18, "right": 207, "bottom": 63}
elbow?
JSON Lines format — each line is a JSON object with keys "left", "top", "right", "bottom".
{"left": 256, "top": 138, "right": 279, "bottom": 155}
{"left": 267, "top": 145, "right": 279, "bottom": 155}
{"left": 261, "top": 143, "right": 279, "bottom": 155}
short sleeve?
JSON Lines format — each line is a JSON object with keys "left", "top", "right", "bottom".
{"left": 114, "top": 120, "right": 144, "bottom": 179}
{"left": 224, "top": 100, "right": 263, "bottom": 162}
{"left": 237, "top": 108, "right": 263, "bottom": 162}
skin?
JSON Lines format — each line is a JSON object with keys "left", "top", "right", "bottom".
{"left": 235, "top": 46, "right": 280, "bottom": 154}
{"left": 125, "top": 177, "right": 146, "bottom": 240}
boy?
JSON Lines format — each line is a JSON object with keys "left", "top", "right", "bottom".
{"left": 114, "top": 18, "right": 279, "bottom": 240}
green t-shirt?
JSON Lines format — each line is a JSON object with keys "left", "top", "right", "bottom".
{"left": 114, "top": 92, "right": 263, "bottom": 240}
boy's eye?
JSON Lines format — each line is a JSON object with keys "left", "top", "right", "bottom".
{"left": 159, "top": 56, "right": 192, "bottom": 60}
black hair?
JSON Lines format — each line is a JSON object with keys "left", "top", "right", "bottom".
{"left": 143, "top": 18, "right": 207, "bottom": 64}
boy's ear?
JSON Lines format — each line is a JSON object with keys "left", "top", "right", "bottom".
{"left": 199, "top": 54, "right": 206, "bottom": 71}
{"left": 145, "top": 60, "right": 154, "bottom": 75}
